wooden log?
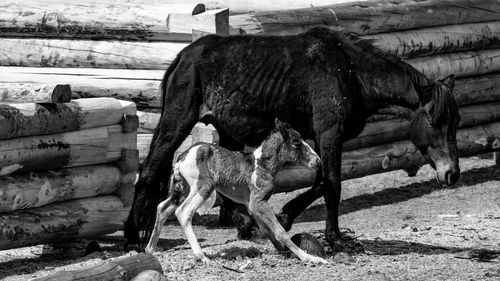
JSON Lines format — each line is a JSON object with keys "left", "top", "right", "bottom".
{"left": 0, "top": 124, "right": 137, "bottom": 176}
{"left": 0, "top": 98, "right": 136, "bottom": 140}
{"left": 0, "top": 66, "right": 163, "bottom": 108}
{"left": 188, "top": 0, "right": 366, "bottom": 14}
{"left": 138, "top": 123, "right": 218, "bottom": 163}
{"left": 0, "top": 165, "right": 135, "bottom": 212}
{"left": 0, "top": 1, "right": 204, "bottom": 41}
{"left": 137, "top": 111, "right": 161, "bottom": 132}
{"left": 408, "top": 48, "right": 500, "bottom": 79}
{"left": 33, "top": 253, "right": 163, "bottom": 281}
{"left": 367, "top": 21, "right": 500, "bottom": 58}
{"left": 0, "top": 83, "right": 71, "bottom": 103}
{"left": 344, "top": 102, "right": 500, "bottom": 151}
{"left": 168, "top": 8, "right": 230, "bottom": 35}
{"left": 0, "top": 195, "right": 127, "bottom": 250}
{"left": 0, "top": 39, "right": 187, "bottom": 69}
{"left": 230, "top": 0, "right": 500, "bottom": 36}
{"left": 274, "top": 121, "right": 500, "bottom": 192}
{"left": 453, "top": 73, "right": 500, "bottom": 106}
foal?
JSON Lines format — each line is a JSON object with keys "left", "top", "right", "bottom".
{"left": 145, "top": 119, "right": 327, "bottom": 264}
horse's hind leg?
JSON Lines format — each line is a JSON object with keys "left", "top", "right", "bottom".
{"left": 125, "top": 62, "right": 200, "bottom": 246}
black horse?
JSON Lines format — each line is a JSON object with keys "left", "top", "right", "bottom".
{"left": 125, "top": 27, "right": 460, "bottom": 248}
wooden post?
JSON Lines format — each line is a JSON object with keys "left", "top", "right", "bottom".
{"left": 32, "top": 253, "right": 163, "bottom": 281}
{"left": 167, "top": 8, "right": 229, "bottom": 35}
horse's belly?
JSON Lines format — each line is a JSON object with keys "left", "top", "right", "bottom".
{"left": 274, "top": 163, "right": 316, "bottom": 192}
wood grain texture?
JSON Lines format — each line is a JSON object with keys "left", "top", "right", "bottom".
{"left": 168, "top": 8, "right": 229, "bottom": 35}
{"left": 0, "top": 97, "right": 136, "bottom": 140}
{"left": 0, "top": 0, "right": 201, "bottom": 41}
{"left": 33, "top": 253, "right": 163, "bottom": 281}
{"left": 0, "top": 165, "right": 135, "bottom": 212}
{"left": 230, "top": 0, "right": 500, "bottom": 36}
{"left": 0, "top": 124, "right": 137, "bottom": 176}
{"left": 0, "top": 83, "right": 71, "bottom": 103}
{"left": 367, "top": 21, "right": 500, "bottom": 58}
{"left": 0, "top": 39, "right": 187, "bottom": 69}
{"left": 0, "top": 195, "right": 127, "bottom": 250}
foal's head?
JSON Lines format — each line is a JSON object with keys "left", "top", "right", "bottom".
{"left": 410, "top": 75, "right": 460, "bottom": 186}
{"left": 257, "top": 119, "right": 320, "bottom": 171}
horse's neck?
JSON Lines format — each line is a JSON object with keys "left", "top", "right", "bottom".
{"left": 252, "top": 145, "right": 281, "bottom": 176}
{"left": 342, "top": 39, "right": 429, "bottom": 111}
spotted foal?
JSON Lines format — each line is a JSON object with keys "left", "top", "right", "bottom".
{"left": 145, "top": 119, "right": 326, "bottom": 264}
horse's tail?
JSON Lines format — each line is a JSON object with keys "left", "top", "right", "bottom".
{"left": 159, "top": 53, "right": 182, "bottom": 117}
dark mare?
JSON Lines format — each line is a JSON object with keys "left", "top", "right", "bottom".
{"left": 125, "top": 26, "right": 460, "bottom": 248}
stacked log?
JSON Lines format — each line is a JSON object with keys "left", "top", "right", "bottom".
{"left": 218, "top": 0, "right": 500, "bottom": 188}
{"left": 0, "top": 97, "right": 138, "bottom": 250}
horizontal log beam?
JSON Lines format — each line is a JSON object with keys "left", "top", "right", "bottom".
{"left": 33, "top": 253, "right": 163, "bottom": 281}
{"left": 0, "top": 83, "right": 71, "bottom": 103}
{"left": 0, "top": 165, "right": 136, "bottom": 212}
{"left": 0, "top": 195, "right": 127, "bottom": 250}
{"left": 408, "top": 48, "right": 500, "bottom": 79}
{"left": 0, "top": 98, "right": 136, "bottom": 140}
{"left": 0, "top": 39, "right": 187, "bottom": 69}
{"left": 0, "top": 124, "right": 137, "bottom": 176}
{"left": 0, "top": 67, "right": 162, "bottom": 108}
{"left": 230, "top": 0, "right": 500, "bottom": 36}
{"left": 367, "top": 21, "right": 500, "bottom": 58}
{"left": 0, "top": 1, "right": 204, "bottom": 41}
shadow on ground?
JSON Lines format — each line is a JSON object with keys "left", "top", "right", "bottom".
{"left": 294, "top": 165, "right": 500, "bottom": 224}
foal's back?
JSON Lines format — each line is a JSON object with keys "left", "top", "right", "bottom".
{"left": 174, "top": 143, "right": 255, "bottom": 205}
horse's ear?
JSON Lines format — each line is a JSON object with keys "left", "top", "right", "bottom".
{"left": 439, "top": 74, "right": 455, "bottom": 89}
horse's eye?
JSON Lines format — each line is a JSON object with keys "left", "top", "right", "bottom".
{"left": 427, "top": 118, "right": 434, "bottom": 128}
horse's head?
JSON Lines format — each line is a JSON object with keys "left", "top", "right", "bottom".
{"left": 262, "top": 119, "right": 320, "bottom": 170}
{"left": 410, "top": 74, "right": 460, "bottom": 186}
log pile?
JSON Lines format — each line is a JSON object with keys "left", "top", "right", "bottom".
{"left": 0, "top": 97, "right": 138, "bottom": 250}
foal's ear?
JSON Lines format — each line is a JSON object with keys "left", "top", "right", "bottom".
{"left": 275, "top": 119, "right": 290, "bottom": 139}
{"left": 439, "top": 74, "right": 455, "bottom": 89}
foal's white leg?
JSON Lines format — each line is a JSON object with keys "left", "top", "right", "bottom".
{"left": 145, "top": 197, "right": 177, "bottom": 253}
{"left": 249, "top": 196, "right": 328, "bottom": 264}
{"left": 176, "top": 192, "right": 210, "bottom": 263}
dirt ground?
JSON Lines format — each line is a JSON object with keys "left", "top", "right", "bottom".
{"left": 1, "top": 155, "right": 499, "bottom": 281}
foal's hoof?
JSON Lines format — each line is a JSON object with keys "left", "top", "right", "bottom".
{"left": 304, "top": 255, "right": 329, "bottom": 264}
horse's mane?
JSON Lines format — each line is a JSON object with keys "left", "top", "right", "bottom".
{"left": 338, "top": 30, "right": 458, "bottom": 129}
{"left": 339, "top": 31, "right": 432, "bottom": 87}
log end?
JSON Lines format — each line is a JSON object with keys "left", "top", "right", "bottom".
{"left": 51, "top": 84, "right": 72, "bottom": 103}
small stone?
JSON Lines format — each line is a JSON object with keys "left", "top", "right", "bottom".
{"left": 412, "top": 227, "right": 418, "bottom": 232}
{"left": 333, "top": 252, "right": 355, "bottom": 264}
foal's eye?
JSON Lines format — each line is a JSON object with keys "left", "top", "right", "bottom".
{"left": 292, "top": 139, "right": 302, "bottom": 147}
